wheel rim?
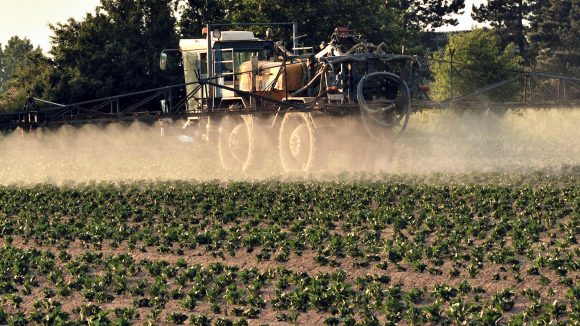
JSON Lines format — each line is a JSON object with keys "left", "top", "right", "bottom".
{"left": 228, "top": 124, "right": 249, "bottom": 162}
{"left": 289, "top": 124, "right": 310, "bottom": 160}
{"left": 279, "top": 113, "right": 316, "bottom": 172}
{"left": 218, "top": 115, "right": 253, "bottom": 172}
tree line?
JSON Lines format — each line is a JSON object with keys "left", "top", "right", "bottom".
{"left": 429, "top": 0, "right": 578, "bottom": 101}
{"left": 0, "top": 0, "right": 577, "bottom": 111}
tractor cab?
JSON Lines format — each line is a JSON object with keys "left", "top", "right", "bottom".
{"left": 167, "top": 29, "right": 275, "bottom": 111}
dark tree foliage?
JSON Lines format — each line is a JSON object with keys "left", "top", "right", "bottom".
{"left": 394, "top": 0, "right": 465, "bottom": 31}
{"left": 49, "top": 0, "right": 180, "bottom": 103}
{"left": 222, "top": 0, "right": 396, "bottom": 47}
{"left": 471, "top": 0, "right": 537, "bottom": 60}
{"left": 0, "top": 37, "right": 36, "bottom": 93}
{"left": 0, "top": 44, "right": 4, "bottom": 93}
{"left": 430, "top": 28, "right": 522, "bottom": 101}
{"left": 177, "top": 0, "right": 464, "bottom": 52}
{"left": 527, "top": 0, "right": 579, "bottom": 76}
{"left": 177, "top": 0, "right": 226, "bottom": 38}
{"left": 0, "top": 37, "right": 53, "bottom": 111}
{"left": 0, "top": 51, "right": 56, "bottom": 111}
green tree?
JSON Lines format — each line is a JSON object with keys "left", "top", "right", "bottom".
{"left": 430, "top": 28, "right": 522, "bottom": 101}
{"left": 527, "top": 0, "right": 579, "bottom": 77}
{"left": 393, "top": 0, "right": 466, "bottom": 31}
{"left": 0, "top": 37, "right": 54, "bottom": 111}
{"left": 177, "top": 0, "right": 226, "bottom": 38}
{"left": 0, "top": 50, "right": 56, "bottom": 111}
{"left": 0, "top": 37, "right": 37, "bottom": 93}
{"left": 177, "top": 0, "right": 461, "bottom": 52}
{"left": 471, "top": 0, "right": 537, "bottom": 60}
{"left": 0, "top": 44, "right": 3, "bottom": 89}
{"left": 222, "top": 0, "right": 395, "bottom": 46}
{"left": 48, "top": 0, "right": 180, "bottom": 103}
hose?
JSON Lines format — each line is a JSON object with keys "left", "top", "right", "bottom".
{"left": 342, "top": 43, "right": 368, "bottom": 55}
{"left": 318, "top": 67, "right": 327, "bottom": 96}
{"left": 291, "top": 69, "right": 324, "bottom": 96}
{"left": 276, "top": 44, "right": 294, "bottom": 57}
{"left": 379, "top": 55, "right": 417, "bottom": 63}
{"left": 326, "top": 55, "right": 368, "bottom": 65}
{"left": 356, "top": 72, "right": 410, "bottom": 140}
{"left": 375, "top": 42, "right": 388, "bottom": 55}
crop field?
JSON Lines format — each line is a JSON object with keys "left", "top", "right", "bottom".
{"left": 0, "top": 172, "right": 578, "bottom": 325}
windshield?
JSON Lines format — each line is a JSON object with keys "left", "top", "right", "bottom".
{"left": 233, "top": 50, "right": 271, "bottom": 73}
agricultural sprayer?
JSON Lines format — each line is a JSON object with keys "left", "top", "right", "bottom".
{"left": 1, "top": 22, "right": 578, "bottom": 172}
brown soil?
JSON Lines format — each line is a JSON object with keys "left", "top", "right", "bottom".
{"left": 1, "top": 235, "right": 575, "bottom": 325}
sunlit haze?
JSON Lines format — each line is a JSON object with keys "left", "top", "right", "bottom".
{"left": 0, "top": 0, "right": 100, "bottom": 52}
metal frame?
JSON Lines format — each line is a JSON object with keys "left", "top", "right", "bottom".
{"left": 413, "top": 72, "right": 580, "bottom": 110}
{"left": 2, "top": 67, "right": 578, "bottom": 132}
{"left": 0, "top": 78, "right": 310, "bottom": 132}
{"left": 204, "top": 22, "right": 298, "bottom": 112}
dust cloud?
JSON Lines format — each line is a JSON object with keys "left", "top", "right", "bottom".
{"left": 390, "top": 108, "right": 580, "bottom": 174}
{"left": 0, "top": 108, "right": 579, "bottom": 185}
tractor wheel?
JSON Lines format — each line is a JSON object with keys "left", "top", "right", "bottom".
{"left": 278, "top": 112, "right": 317, "bottom": 172}
{"left": 218, "top": 114, "right": 255, "bottom": 172}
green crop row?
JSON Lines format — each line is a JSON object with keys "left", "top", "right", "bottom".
{"left": 0, "top": 180, "right": 577, "bottom": 275}
{"left": 0, "top": 247, "right": 577, "bottom": 325}
{"left": 0, "top": 176, "right": 578, "bottom": 324}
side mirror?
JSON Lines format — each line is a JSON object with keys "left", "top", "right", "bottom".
{"left": 160, "top": 52, "right": 168, "bottom": 70}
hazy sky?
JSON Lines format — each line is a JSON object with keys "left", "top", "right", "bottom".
{"left": 0, "top": 0, "right": 486, "bottom": 52}
{"left": 0, "top": 0, "right": 100, "bottom": 51}
{"left": 439, "top": 0, "right": 488, "bottom": 31}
